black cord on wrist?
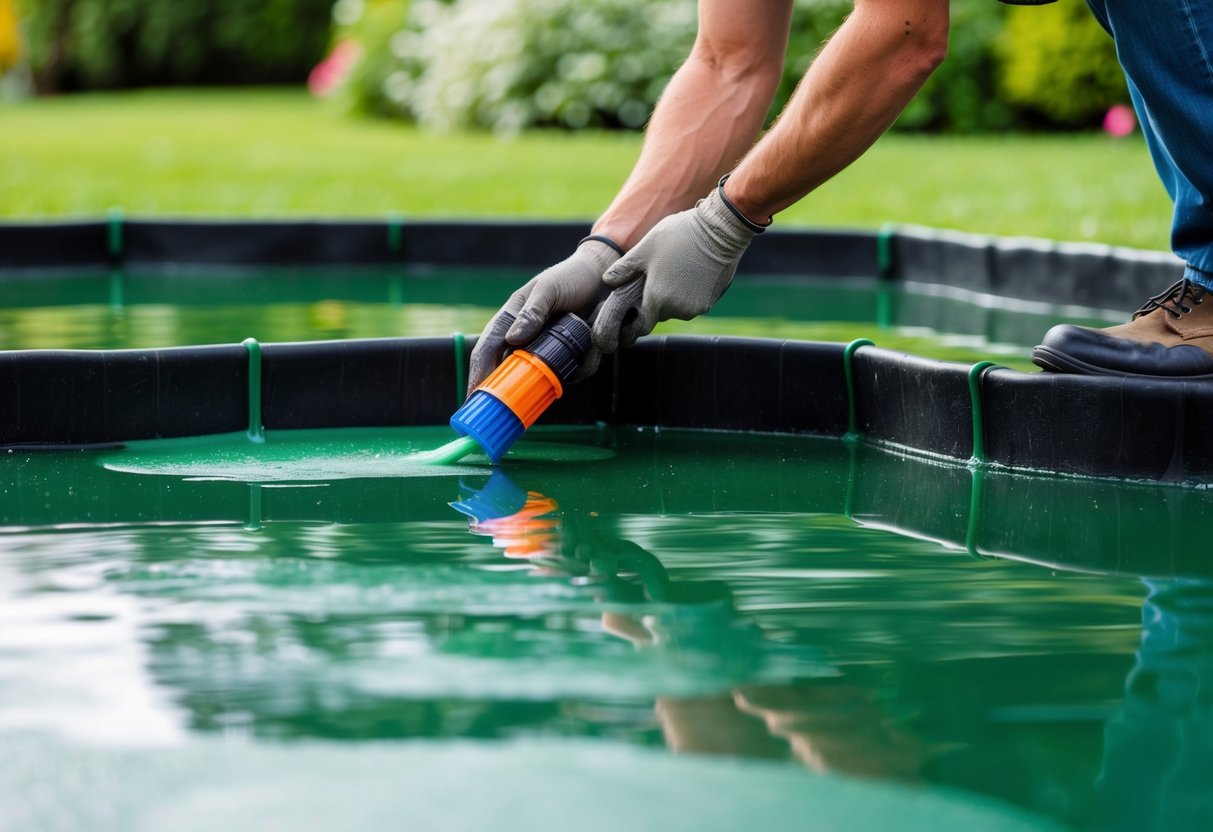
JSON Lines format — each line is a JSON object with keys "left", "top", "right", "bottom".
{"left": 717, "top": 175, "right": 771, "bottom": 234}
{"left": 578, "top": 234, "right": 625, "bottom": 256}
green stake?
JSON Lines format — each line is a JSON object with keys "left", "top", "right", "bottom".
{"left": 843, "top": 338, "right": 874, "bottom": 443}
{"left": 967, "top": 360, "right": 997, "bottom": 464}
{"left": 243, "top": 337, "right": 265, "bottom": 444}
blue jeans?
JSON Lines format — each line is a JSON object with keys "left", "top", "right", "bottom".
{"left": 1086, "top": 0, "right": 1213, "bottom": 291}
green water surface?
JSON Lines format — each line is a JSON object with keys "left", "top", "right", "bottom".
{"left": 0, "top": 268, "right": 1194, "bottom": 829}
{"left": 0, "top": 266, "right": 1125, "bottom": 369}
{"left": 2, "top": 425, "right": 1211, "bottom": 831}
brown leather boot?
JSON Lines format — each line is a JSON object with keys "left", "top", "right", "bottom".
{"left": 1032, "top": 279, "right": 1213, "bottom": 378}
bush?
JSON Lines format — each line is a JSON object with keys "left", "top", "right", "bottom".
{"left": 0, "top": 0, "right": 20, "bottom": 74}
{"left": 998, "top": 2, "right": 1127, "bottom": 127}
{"left": 17, "top": 0, "right": 334, "bottom": 92}
{"left": 339, "top": 0, "right": 697, "bottom": 133}
{"left": 330, "top": 0, "right": 413, "bottom": 115}
{"left": 895, "top": 0, "right": 1013, "bottom": 132}
{"left": 339, "top": 0, "right": 1129, "bottom": 133}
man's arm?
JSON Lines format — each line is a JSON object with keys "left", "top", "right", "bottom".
{"left": 466, "top": 0, "right": 792, "bottom": 390}
{"left": 591, "top": 0, "right": 794, "bottom": 249}
{"left": 592, "top": 0, "right": 949, "bottom": 351}
{"left": 726, "top": 0, "right": 949, "bottom": 222}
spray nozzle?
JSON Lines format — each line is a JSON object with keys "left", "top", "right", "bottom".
{"left": 450, "top": 313, "right": 592, "bottom": 463}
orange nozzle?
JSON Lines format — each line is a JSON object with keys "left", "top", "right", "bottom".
{"left": 477, "top": 350, "right": 563, "bottom": 428}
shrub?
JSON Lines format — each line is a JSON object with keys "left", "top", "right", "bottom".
{"left": 17, "top": 0, "right": 334, "bottom": 92}
{"left": 330, "top": 0, "right": 412, "bottom": 115}
{"left": 342, "top": 0, "right": 698, "bottom": 133}
{"left": 895, "top": 0, "right": 1014, "bottom": 132}
{"left": 0, "top": 0, "right": 20, "bottom": 74}
{"left": 998, "top": 2, "right": 1127, "bottom": 127}
{"left": 340, "top": 0, "right": 1128, "bottom": 133}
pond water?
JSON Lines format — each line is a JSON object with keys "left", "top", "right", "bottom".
{"left": 0, "top": 266, "right": 1122, "bottom": 369}
{"left": 2, "top": 425, "right": 1210, "bottom": 831}
{"left": 3, "top": 267, "right": 1200, "bottom": 830}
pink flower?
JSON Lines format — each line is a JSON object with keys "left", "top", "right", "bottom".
{"left": 1102, "top": 104, "right": 1136, "bottom": 138}
{"left": 308, "top": 40, "right": 361, "bottom": 97}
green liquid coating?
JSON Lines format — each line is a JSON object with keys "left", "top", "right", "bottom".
{"left": 409, "top": 434, "right": 481, "bottom": 465}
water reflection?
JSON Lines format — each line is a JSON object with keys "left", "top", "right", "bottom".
{"left": 449, "top": 469, "right": 1213, "bottom": 829}
{"left": 0, "top": 268, "right": 1118, "bottom": 369}
{"left": 3, "top": 429, "right": 1213, "bottom": 830}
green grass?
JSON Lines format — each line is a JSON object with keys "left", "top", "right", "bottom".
{"left": 0, "top": 88, "right": 1172, "bottom": 250}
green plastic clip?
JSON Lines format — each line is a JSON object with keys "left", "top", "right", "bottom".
{"left": 843, "top": 439, "right": 860, "bottom": 520}
{"left": 843, "top": 338, "right": 874, "bottom": 442}
{"left": 242, "top": 338, "right": 265, "bottom": 443}
{"left": 876, "top": 222, "right": 899, "bottom": 281}
{"left": 964, "top": 466, "right": 986, "bottom": 559}
{"left": 967, "top": 360, "right": 997, "bottom": 464}
{"left": 245, "top": 484, "right": 263, "bottom": 532}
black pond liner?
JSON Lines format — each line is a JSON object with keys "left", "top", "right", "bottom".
{"left": 1, "top": 219, "right": 1206, "bottom": 484}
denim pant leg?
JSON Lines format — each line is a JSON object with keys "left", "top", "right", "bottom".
{"left": 1086, "top": 0, "right": 1213, "bottom": 289}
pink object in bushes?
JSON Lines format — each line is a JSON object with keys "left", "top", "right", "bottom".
{"left": 309, "top": 40, "right": 360, "bottom": 97}
{"left": 1102, "top": 104, "right": 1137, "bottom": 138}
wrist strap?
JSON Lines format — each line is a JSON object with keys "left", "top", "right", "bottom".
{"left": 579, "top": 234, "right": 625, "bottom": 256}
{"left": 717, "top": 175, "right": 771, "bottom": 234}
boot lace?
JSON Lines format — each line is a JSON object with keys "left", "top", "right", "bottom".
{"left": 1132, "top": 278, "right": 1206, "bottom": 320}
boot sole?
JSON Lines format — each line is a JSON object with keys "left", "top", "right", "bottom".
{"left": 1031, "top": 345, "right": 1213, "bottom": 380}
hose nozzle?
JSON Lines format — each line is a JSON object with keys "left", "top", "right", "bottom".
{"left": 450, "top": 313, "right": 592, "bottom": 462}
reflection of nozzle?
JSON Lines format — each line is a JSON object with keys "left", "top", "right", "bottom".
{"left": 449, "top": 472, "right": 528, "bottom": 524}
{"left": 450, "top": 314, "right": 592, "bottom": 462}
{"left": 450, "top": 471, "right": 561, "bottom": 560}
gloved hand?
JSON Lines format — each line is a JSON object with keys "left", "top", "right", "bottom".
{"left": 467, "top": 237, "right": 621, "bottom": 392}
{"left": 592, "top": 181, "right": 767, "bottom": 353}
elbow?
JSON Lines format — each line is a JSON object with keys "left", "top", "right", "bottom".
{"left": 920, "top": 28, "right": 949, "bottom": 77}
{"left": 871, "top": 1, "right": 948, "bottom": 87}
{"left": 890, "top": 26, "right": 947, "bottom": 91}
{"left": 909, "top": 14, "right": 949, "bottom": 81}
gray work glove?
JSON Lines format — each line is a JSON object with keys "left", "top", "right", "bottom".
{"left": 592, "top": 182, "right": 767, "bottom": 353}
{"left": 467, "top": 238, "right": 621, "bottom": 392}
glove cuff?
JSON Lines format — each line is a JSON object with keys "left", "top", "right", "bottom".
{"left": 574, "top": 236, "right": 624, "bottom": 272}
{"left": 716, "top": 175, "right": 771, "bottom": 234}
{"left": 579, "top": 234, "right": 625, "bottom": 256}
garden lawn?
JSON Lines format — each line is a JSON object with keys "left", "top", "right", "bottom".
{"left": 0, "top": 88, "right": 1172, "bottom": 251}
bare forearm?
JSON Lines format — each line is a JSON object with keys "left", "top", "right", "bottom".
{"left": 727, "top": 0, "right": 949, "bottom": 222}
{"left": 592, "top": 1, "right": 792, "bottom": 249}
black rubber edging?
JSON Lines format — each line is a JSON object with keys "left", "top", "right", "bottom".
{"left": 0, "top": 219, "right": 874, "bottom": 278}
{"left": 891, "top": 224, "right": 1185, "bottom": 312}
{"left": 5, "top": 334, "right": 1213, "bottom": 484}
{"left": 0, "top": 338, "right": 467, "bottom": 447}
{"left": 0, "top": 219, "right": 1182, "bottom": 312}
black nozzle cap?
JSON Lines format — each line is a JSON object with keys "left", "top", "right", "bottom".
{"left": 524, "top": 313, "right": 592, "bottom": 382}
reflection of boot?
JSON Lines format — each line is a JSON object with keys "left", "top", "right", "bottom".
{"left": 1034, "top": 280, "right": 1213, "bottom": 377}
